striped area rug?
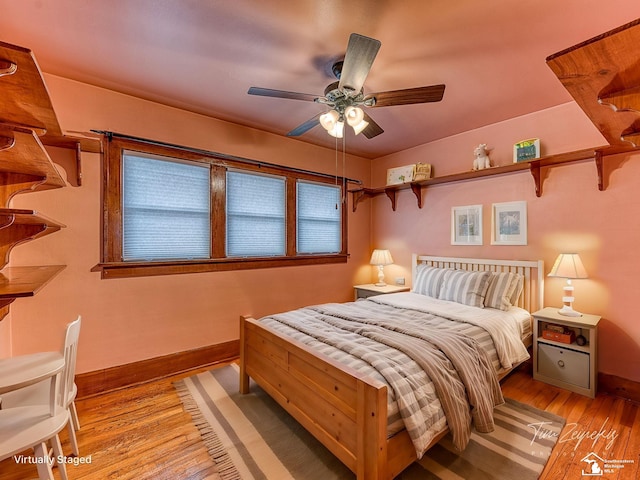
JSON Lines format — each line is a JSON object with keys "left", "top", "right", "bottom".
{"left": 175, "top": 364, "right": 564, "bottom": 479}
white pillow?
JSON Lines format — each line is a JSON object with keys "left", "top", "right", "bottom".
{"left": 485, "top": 272, "right": 520, "bottom": 311}
{"left": 438, "top": 269, "right": 491, "bottom": 308}
{"left": 412, "top": 265, "right": 449, "bottom": 298}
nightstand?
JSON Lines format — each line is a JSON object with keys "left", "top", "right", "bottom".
{"left": 354, "top": 284, "right": 410, "bottom": 300}
{"left": 532, "top": 307, "right": 600, "bottom": 398}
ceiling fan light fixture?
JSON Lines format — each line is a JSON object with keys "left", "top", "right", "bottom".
{"left": 344, "top": 106, "right": 365, "bottom": 127}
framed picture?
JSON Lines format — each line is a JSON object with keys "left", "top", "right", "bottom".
{"left": 491, "top": 201, "right": 527, "bottom": 245}
{"left": 451, "top": 204, "right": 483, "bottom": 245}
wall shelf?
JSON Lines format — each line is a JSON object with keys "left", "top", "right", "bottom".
{"left": 0, "top": 41, "right": 69, "bottom": 321}
{"left": 547, "top": 18, "right": 640, "bottom": 149}
{"left": 0, "top": 209, "right": 65, "bottom": 269}
{"left": 0, "top": 265, "right": 66, "bottom": 319}
{"left": 0, "top": 126, "right": 66, "bottom": 204}
{"left": 0, "top": 40, "right": 102, "bottom": 188}
{"left": 350, "top": 146, "right": 631, "bottom": 211}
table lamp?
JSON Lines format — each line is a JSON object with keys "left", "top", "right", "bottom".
{"left": 370, "top": 249, "right": 393, "bottom": 286}
{"left": 547, "top": 253, "right": 588, "bottom": 317}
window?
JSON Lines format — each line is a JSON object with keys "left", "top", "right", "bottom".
{"left": 98, "top": 134, "right": 349, "bottom": 278}
{"left": 226, "top": 171, "right": 286, "bottom": 257}
{"left": 122, "top": 151, "right": 211, "bottom": 261}
{"left": 297, "top": 181, "right": 341, "bottom": 254}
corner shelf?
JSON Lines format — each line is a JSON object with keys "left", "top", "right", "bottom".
{"left": 0, "top": 41, "right": 71, "bottom": 321}
{"left": 0, "top": 265, "right": 66, "bottom": 319}
{"left": 0, "top": 40, "right": 102, "bottom": 188}
{"left": 0, "top": 209, "right": 65, "bottom": 269}
{"left": 350, "top": 147, "right": 626, "bottom": 211}
{"left": 546, "top": 18, "right": 640, "bottom": 149}
{"left": 0, "top": 127, "right": 66, "bottom": 204}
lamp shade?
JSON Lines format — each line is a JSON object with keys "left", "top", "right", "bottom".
{"left": 370, "top": 249, "right": 393, "bottom": 266}
{"left": 548, "top": 253, "right": 588, "bottom": 279}
{"left": 345, "top": 106, "right": 365, "bottom": 126}
{"left": 319, "top": 110, "right": 339, "bottom": 131}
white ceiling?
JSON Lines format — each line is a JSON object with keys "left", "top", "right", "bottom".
{"left": 2, "top": 0, "right": 640, "bottom": 158}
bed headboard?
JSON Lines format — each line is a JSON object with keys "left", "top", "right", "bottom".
{"left": 412, "top": 254, "right": 544, "bottom": 313}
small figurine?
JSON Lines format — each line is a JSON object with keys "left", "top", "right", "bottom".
{"left": 473, "top": 144, "right": 491, "bottom": 171}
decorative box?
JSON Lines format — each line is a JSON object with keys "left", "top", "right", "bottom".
{"left": 386, "top": 163, "right": 432, "bottom": 185}
{"left": 386, "top": 165, "right": 416, "bottom": 185}
{"left": 513, "top": 138, "right": 540, "bottom": 163}
{"left": 542, "top": 329, "right": 576, "bottom": 344}
{"left": 413, "top": 163, "right": 433, "bottom": 182}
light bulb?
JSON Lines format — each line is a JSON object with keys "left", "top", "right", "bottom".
{"left": 344, "top": 106, "right": 365, "bottom": 127}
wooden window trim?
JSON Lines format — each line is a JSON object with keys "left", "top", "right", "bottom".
{"left": 95, "top": 134, "right": 349, "bottom": 279}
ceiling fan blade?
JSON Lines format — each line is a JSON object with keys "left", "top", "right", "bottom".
{"left": 361, "top": 111, "right": 384, "bottom": 139}
{"left": 338, "top": 33, "right": 381, "bottom": 94}
{"left": 367, "top": 84, "right": 446, "bottom": 107}
{"left": 248, "top": 87, "right": 318, "bottom": 102}
{"left": 286, "top": 112, "right": 322, "bottom": 137}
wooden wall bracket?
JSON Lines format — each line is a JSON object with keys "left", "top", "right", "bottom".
{"left": 529, "top": 163, "right": 543, "bottom": 197}
{"left": 410, "top": 183, "right": 423, "bottom": 208}
{"left": 384, "top": 188, "right": 397, "bottom": 211}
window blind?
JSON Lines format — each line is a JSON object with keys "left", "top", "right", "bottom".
{"left": 297, "top": 181, "right": 341, "bottom": 254}
{"left": 226, "top": 170, "right": 286, "bottom": 257}
{"left": 122, "top": 152, "right": 211, "bottom": 261}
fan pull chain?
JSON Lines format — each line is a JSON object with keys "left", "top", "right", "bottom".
{"left": 342, "top": 134, "right": 347, "bottom": 205}
{"left": 335, "top": 134, "right": 340, "bottom": 209}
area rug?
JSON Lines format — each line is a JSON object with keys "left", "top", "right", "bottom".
{"left": 175, "top": 364, "right": 565, "bottom": 479}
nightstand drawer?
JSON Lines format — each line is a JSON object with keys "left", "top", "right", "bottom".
{"left": 356, "top": 289, "right": 381, "bottom": 299}
{"left": 538, "top": 343, "right": 590, "bottom": 389}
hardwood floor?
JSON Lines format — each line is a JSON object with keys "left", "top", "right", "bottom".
{"left": 1, "top": 366, "right": 221, "bottom": 480}
{"left": 2, "top": 363, "right": 638, "bottom": 479}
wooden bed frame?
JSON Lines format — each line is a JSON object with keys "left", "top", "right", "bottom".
{"left": 239, "top": 255, "right": 544, "bottom": 479}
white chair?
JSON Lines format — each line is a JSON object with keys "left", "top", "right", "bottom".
{"left": 0, "top": 316, "right": 81, "bottom": 478}
{"left": 2, "top": 317, "right": 81, "bottom": 456}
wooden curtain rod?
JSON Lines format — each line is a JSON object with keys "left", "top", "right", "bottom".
{"left": 92, "top": 130, "right": 363, "bottom": 185}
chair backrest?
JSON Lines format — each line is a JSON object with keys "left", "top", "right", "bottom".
{"left": 59, "top": 316, "right": 81, "bottom": 408}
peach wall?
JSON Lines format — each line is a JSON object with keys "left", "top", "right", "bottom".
{"left": 2, "top": 75, "right": 373, "bottom": 373}
{"left": 370, "top": 102, "right": 640, "bottom": 382}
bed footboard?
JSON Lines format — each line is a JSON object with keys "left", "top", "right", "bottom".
{"left": 240, "top": 315, "right": 394, "bottom": 479}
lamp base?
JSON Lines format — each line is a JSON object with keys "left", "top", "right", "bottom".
{"left": 557, "top": 305, "right": 582, "bottom": 317}
{"left": 375, "top": 265, "right": 386, "bottom": 287}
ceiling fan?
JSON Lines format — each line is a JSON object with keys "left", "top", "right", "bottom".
{"left": 247, "top": 33, "right": 446, "bottom": 139}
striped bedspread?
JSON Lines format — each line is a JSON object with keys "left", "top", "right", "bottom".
{"left": 259, "top": 292, "right": 530, "bottom": 457}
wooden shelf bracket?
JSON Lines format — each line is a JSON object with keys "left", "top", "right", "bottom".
{"left": 384, "top": 188, "right": 397, "bottom": 211}
{"left": 410, "top": 183, "right": 423, "bottom": 209}
{"left": 351, "top": 189, "right": 369, "bottom": 213}
{"left": 529, "top": 162, "right": 543, "bottom": 197}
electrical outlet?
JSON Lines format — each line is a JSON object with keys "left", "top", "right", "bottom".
{"left": 395, "top": 277, "right": 405, "bottom": 286}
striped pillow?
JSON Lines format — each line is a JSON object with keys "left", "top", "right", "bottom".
{"left": 484, "top": 272, "right": 520, "bottom": 310}
{"left": 438, "top": 269, "right": 491, "bottom": 308}
{"left": 412, "top": 265, "right": 449, "bottom": 298}
{"left": 509, "top": 274, "right": 524, "bottom": 306}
